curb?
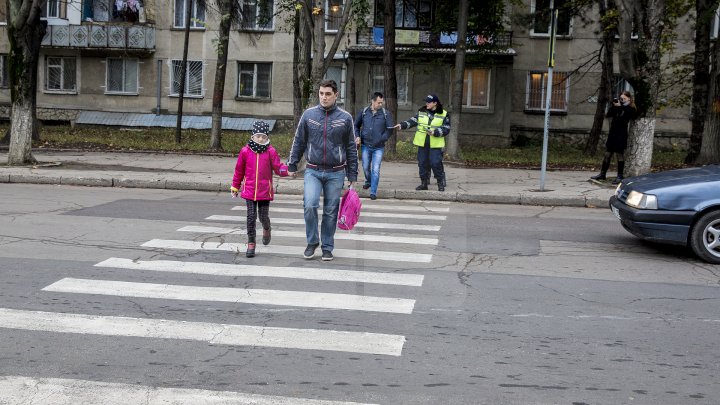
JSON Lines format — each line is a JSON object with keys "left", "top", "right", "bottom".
{"left": 1, "top": 173, "right": 611, "bottom": 208}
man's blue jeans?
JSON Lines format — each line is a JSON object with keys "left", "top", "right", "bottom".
{"left": 303, "top": 167, "right": 345, "bottom": 252}
{"left": 361, "top": 145, "right": 384, "bottom": 195}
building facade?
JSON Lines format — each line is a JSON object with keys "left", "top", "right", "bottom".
{"left": 0, "top": 0, "right": 701, "bottom": 148}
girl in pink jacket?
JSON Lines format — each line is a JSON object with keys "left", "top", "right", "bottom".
{"left": 231, "top": 120, "right": 289, "bottom": 257}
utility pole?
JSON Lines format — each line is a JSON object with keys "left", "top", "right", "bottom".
{"left": 539, "top": 0, "right": 558, "bottom": 191}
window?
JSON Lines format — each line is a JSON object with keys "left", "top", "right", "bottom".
{"left": 171, "top": 60, "right": 204, "bottom": 97}
{"left": 325, "top": 0, "right": 343, "bottom": 32}
{"left": 374, "top": 0, "right": 433, "bottom": 29}
{"left": 239, "top": 0, "right": 273, "bottom": 30}
{"left": 174, "top": 0, "right": 205, "bottom": 28}
{"left": 325, "top": 66, "right": 345, "bottom": 105}
{"left": 45, "top": 56, "right": 77, "bottom": 92}
{"left": 612, "top": 75, "right": 634, "bottom": 99}
{"left": 370, "top": 64, "right": 408, "bottom": 105}
{"left": 712, "top": 6, "right": 720, "bottom": 40}
{"left": 41, "top": 0, "right": 61, "bottom": 18}
{"left": 237, "top": 62, "right": 271, "bottom": 99}
{"left": 463, "top": 68, "right": 491, "bottom": 108}
{"left": 0, "top": 1, "right": 7, "bottom": 23}
{"left": 531, "top": 0, "right": 571, "bottom": 37}
{"left": 525, "top": 71, "right": 569, "bottom": 112}
{"left": 83, "top": 0, "right": 143, "bottom": 23}
{"left": 106, "top": 58, "right": 139, "bottom": 94}
{"left": 0, "top": 55, "right": 8, "bottom": 88}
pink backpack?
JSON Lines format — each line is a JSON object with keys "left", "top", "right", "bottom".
{"left": 337, "top": 186, "right": 362, "bottom": 230}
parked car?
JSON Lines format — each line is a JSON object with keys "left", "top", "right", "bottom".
{"left": 609, "top": 165, "right": 720, "bottom": 264}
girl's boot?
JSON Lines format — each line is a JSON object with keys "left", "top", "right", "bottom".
{"left": 246, "top": 237, "right": 256, "bottom": 258}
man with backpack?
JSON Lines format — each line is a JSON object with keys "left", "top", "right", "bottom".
{"left": 354, "top": 92, "right": 394, "bottom": 200}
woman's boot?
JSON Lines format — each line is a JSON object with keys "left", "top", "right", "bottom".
{"left": 262, "top": 227, "right": 271, "bottom": 245}
{"left": 590, "top": 157, "right": 611, "bottom": 181}
{"left": 246, "top": 237, "right": 256, "bottom": 258}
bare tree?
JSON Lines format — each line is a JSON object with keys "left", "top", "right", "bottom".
{"left": 5, "top": 0, "right": 46, "bottom": 165}
{"left": 584, "top": 0, "right": 615, "bottom": 156}
{"left": 382, "top": 0, "right": 398, "bottom": 154}
{"left": 617, "top": 0, "right": 665, "bottom": 176}
{"left": 445, "top": 0, "right": 470, "bottom": 160}
{"left": 697, "top": 9, "right": 720, "bottom": 163}
{"left": 175, "top": 0, "right": 194, "bottom": 144}
{"left": 685, "top": 0, "right": 719, "bottom": 163}
{"left": 209, "top": 0, "right": 239, "bottom": 151}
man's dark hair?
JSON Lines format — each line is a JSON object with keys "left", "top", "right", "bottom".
{"left": 371, "top": 92, "right": 383, "bottom": 101}
{"left": 319, "top": 79, "right": 338, "bottom": 94}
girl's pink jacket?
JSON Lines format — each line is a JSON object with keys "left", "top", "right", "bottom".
{"left": 232, "top": 145, "right": 289, "bottom": 201}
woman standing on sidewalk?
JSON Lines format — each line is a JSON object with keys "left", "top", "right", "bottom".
{"left": 394, "top": 94, "right": 450, "bottom": 191}
{"left": 591, "top": 91, "right": 636, "bottom": 184}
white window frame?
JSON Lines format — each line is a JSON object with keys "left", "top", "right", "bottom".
{"left": 43, "top": 0, "right": 61, "bottom": 18}
{"left": 369, "top": 64, "right": 409, "bottom": 105}
{"left": 239, "top": 0, "right": 274, "bottom": 31}
{"left": 530, "top": 0, "right": 572, "bottom": 37}
{"left": 237, "top": 62, "right": 272, "bottom": 99}
{"left": 463, "top": 67, "right": 491, "bottom": 109}
{"left": 170, "top": 59, "right": 204, "bottom": 97}
{"left": 45, "top": 56, "right": 77, "bottom": 93}
{"left": 174, "top": 0, "right": 206, "bottom": 29}
{"left": 712, "top": 6, "right": 720, "bottom": 40}
{"left": 324, "top": 65, "right": 346, "bottom": 106}
{"left": 105, "top": 57, "right": 139, "bottom": 95}
{"left": 0, "top": 54, "right": 8, "bottom": 88}
{"left": 525, "top": 70, "right": 569, "bottom": 112}
{"left": 325, "top": 0, "right": 343, "bottom": 32}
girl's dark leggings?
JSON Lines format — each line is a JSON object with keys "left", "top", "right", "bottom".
{"left": 246, "top": 199, "right": 270, "bottom": 240}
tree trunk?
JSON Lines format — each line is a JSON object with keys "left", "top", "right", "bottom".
{"left": 697, "top": 31, "right": 720, "bottom": 163}
{"left": 175, "top": 0, "right": 193, "bottom": 144}
{"left": 383, "top": 0, "right": 398, "bottom": 154}
{"left": 584, "top": 0, "right": 615, "bottom": 157}
{"left": 6, "top": 1, "right": 46, "bottom": 166}
{"left": 294, "top": 5, "right": 313, "bottom": 128}
{"left": 446, "top": 0, "right": 469, "bottom": 160}
{"left": 685, "top": 0, "right": 713, "bottom": 163}
{"left": 621, "top": 0, "right": 665, "bottom": 177}
{"left": 209, "top": 0, "right": 234, "bottom": 151}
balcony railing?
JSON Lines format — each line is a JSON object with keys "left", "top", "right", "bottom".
{"left": 41, "top": 24, "right": 155, "bottom": 51}
{"left": 356, "top": 27, "right": 513, "bottom": 51}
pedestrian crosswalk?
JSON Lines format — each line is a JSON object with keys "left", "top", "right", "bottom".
{"left": 1, "top": 193, "right": 449, "bottom": 403}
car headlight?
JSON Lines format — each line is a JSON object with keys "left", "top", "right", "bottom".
{"left": 625, "top": 191, "right": 658, "bottom": 209}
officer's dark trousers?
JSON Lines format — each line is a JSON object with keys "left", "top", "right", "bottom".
{"left": 417, "top": 136, "right": 444, "bottom": 181}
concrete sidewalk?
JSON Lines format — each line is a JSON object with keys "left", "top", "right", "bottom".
{"left": 0, "top": 150, "right": 615, "bottom": 208}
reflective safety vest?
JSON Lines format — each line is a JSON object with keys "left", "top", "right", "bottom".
{"left": 412, "top": 110, "right": 447, "bottom": 148}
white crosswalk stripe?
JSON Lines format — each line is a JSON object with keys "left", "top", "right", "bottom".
{"left": 42, "top": 278, "right": 417, "bottom": 314}
{"left": 142, "top": 239, "right": 434, "bottom": 263}
{"left": 205, "top": 215, "right": 442, "bottom": 232}
{"left": 231, "top": 206, "right": 447, "bottom": 220}
{"left": 95, "top": 258, "right": 425, "bottom": 286}
{"left": 177, "top": 225, "right": 439, "bottom": 245}
{"left": 0, "top": 376, "right": 378, "bottom": 405}
{"left": 0, "top": 308, "right": 406, "bottom": 356}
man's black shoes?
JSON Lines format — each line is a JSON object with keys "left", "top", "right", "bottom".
{"left": 362, "top": 183, "right": 370, "bottom": 190}
{"left": 321, "top": 250, "right": 334, "bottom": 261}
{"left": 303, "top": 244, "right": 319, "bottom": 259}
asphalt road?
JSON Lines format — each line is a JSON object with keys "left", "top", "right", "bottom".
{"left": 0, "top": 184, "right": 718, "bottom": 405}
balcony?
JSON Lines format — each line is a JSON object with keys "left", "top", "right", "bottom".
{"left": 41, "top": 24, "right": 155, "bottom": 51}
{"left": 353, "top": 27, "right": 513, "bottom": 54}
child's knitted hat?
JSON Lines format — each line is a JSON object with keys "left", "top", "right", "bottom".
{"left": 252, "top": 120, "right": 270, "bottom": 136}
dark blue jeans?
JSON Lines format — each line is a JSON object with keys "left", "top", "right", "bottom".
{"left": 417, "top": 141, "right": 444, "bottom": 181}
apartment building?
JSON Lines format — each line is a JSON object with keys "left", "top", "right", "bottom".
{"left": 0, "top": 0, "right": 701, "bottom": 148}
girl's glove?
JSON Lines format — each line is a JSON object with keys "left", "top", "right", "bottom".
{"left": 230, "top": 186, "right": 239, "bottom": 198}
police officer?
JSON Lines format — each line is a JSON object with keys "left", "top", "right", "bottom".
{"left": 394, "top": 94, "right": 450, "bottom": 191}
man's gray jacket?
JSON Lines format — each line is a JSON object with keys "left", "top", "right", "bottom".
{"left": 288, "top": 104, "right": 358, "bottom": 182}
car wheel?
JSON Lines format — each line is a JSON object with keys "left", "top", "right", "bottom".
{"left": 689, "top": 210, "right": 720, "bottom": 264}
